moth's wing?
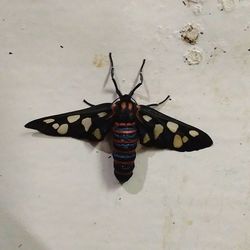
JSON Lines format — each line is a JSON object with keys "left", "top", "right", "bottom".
{"left": 25, "top": 103, "right": 113, "bottom": 141}
{"left": 136, "top": 105, "right": 213, "bottom": 152}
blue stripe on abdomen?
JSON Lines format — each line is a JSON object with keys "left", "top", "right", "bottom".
{"left": 113, "top": 152, "right": 136, "bottom": 161}
{"left": 113, "top": 133, "right": 137, "bottom": 139}
{"left": 113, "top": 142, "right": 137, "bottom": 150}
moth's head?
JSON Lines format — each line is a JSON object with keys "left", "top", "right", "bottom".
{"left": 112, "top": 95, "right": 138, "bottom": 122}
{"left": 113, "top": 94, "right": 137, "bottom": 110}
{"left": 120, "top": 94, "right": 133, "bottom": 102}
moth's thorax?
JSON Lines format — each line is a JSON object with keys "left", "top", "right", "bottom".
{"left": 112, "top": 100, "right": 138, "bottom": 122}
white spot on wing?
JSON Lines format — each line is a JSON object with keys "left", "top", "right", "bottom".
{"left": 93, "top": 128, "right": 102, "bottom": 140}
{"left": 43, "top": 118, "right": 55, "bottom": 124}
{"left": 98, "top": 112, "right": 107, "bottom": 118}
{"left": 52, "top": 123, "right": 59, "bottom": 129}
{"left": 81, "top": 117, "right": 92, "bottom": 131}
{"left": 173, "top": 134, "right": 183, "bottom": 148}
{"left": 167, "top": 121, "right": 179, "bottom": 133}
{"left": 154, "top": 124, "right": 164, "bottom": 139}
{"left": 143, "top": 115, "right": 152, "bottom": 122}
{"left": 67, "top": 115, "right": 80, "bottom": 123}
{"left": 57, "top": 124, "right": 68, "bottom": 135}
{"left": 189, "top": 130, "right": 199, "bottom": 137}
{"left": 143, "top": 133, "right": 150, "bottom": 144}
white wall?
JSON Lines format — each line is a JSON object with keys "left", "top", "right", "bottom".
{"left": 0, "top": 1, "right": 250, "bottom": 249}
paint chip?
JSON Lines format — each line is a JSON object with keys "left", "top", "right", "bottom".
{"left": 184, "top": 48, "right": 203, "bottom": 65}
{"left": 81, "top": 117, "right": 92, "bottom": 131}
{"left": 167, "top": 122, "right": 179, "bottom": 133}
{"left": 154, "top": 124, "right": 164, "bottom": 139}
{"left": 180, "top": 24, "right": 200, "bottom": 44}
{"left": 43, "top": 118, "right": 55, "bottom": 124}
{"left": 173, "top": 134, "right": 183, "bottom": 148}
{"left": 189, "top": 130, "right": 199, "bottom": 137}
{"left": 57, "top": 124, "right": 68, "bottom": 135}
{"left": 67, "top": 115, "right": 80, "bottom": 123}
{"left": 143, "top": 115, "right": 152, "bottom": 122}
{"left": 93, "top": 54, "right": 107, "bottom": 68}
{"left": 182, "top": 0, "right": 203, "bottom": 15}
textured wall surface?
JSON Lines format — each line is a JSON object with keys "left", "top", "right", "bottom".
{"left": 0, "top": 1, "right": 250, "bottom": 249}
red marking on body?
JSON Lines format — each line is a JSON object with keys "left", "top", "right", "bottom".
{"left": 112, "top": 129, "right": 137, "bottom": 134}
{"left": 112, "top": 103, "right": 116, "bottom": 112}
{"left": 121, "top": 102, "right": 126, "bottom": 110}
{"left": 128, "top": 102, "right": 133, "bottom": 111}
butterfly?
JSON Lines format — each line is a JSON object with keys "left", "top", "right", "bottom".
{"left": 25, "top": 53, "right": 213, "bottom": 183}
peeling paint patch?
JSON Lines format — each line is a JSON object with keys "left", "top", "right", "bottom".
{"left": 184, "top": 48, "right": 203, "bottom": 65}
{"left": 93, "top": 54, "right": 107, "bottom": 68}
{"left": 180, "top": 24, "right": 200, "bottom": 44}
{"left": 183, "top": 0, "right": 203, "bottom": 15}
{"left": 218, "top": 0, "right": 237, "bottom": 12}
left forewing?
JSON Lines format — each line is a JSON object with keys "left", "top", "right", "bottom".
{"left": 136, "top": 105, "right": 213, "bottom": 152}
{"left": 25, "top": 103, "right": 113, "bottom": 141}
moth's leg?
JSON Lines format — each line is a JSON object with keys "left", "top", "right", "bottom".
{"left": 83, "top": 99, "right": 95, "bottom": 107}
{"left": 147, "top": 95, "right": 171, "bottom": 107}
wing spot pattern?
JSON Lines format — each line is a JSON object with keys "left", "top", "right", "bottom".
{"left": 154, "top": 124, "right": 164, "bottom": 139}
{"left": 81, "top": 117, "right": 92, "bottom": 132}
{"left": 143, "top": 115, "right": 152, "bottom": 122}
{"left": 143, "top": 133, "right": 150, "bottom": 144}
{"left": 93, "top": 128, "right": 102, "bottom": 140}
{"left": 43, "top": 118, "right": 55, "bottom": 124}
{"left": 67, "top": 115, "right": 80, "bottom": 123}
{"left": 57, "top": 124, "right": 68, "bottom": 135}
{"left": 98, "top": 112, "right": 107, "bottom": 118}
{"left": 182, "top": 136, "right": 189, "bottom": 143}
{"left": 52, "top": 123, "right": 59, "bottom": 129}
{"left": 173, "top": 134, "right": 183, "bottom": 148}
{"left": 189, "top": 130, "right": 199, "bottom": 137}
{"left": 167, "top": 121, "right": 179, "bottom": 133}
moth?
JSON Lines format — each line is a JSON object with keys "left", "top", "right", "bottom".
{"left": 25, "top": 53, "right": 213, "bottom": 183}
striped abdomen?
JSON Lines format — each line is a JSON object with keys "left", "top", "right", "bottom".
{"left": 112, "top": 122, "right": 138, "bottom": 183}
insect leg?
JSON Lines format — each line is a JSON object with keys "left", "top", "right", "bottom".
{"left": 109, "top": 53, "right": 122, "bottom": 97}
{"left": 83, "top": 99, "right": 95, "bottom": 107}
{"left": 147, "top": 95, "right": 171, "bottom": 107}
{"left": 128, "top": 59, "right": 146, "bottom": 97}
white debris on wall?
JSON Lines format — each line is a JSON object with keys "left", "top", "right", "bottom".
{"left": 180, "top": 24, "right": 200, "bottom": 44}
{"left": 184, "top": 47, "right": 203, "bottom": 65}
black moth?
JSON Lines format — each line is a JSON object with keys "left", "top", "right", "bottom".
{"left": 25, "top": 53, "right": 213, "bottom": 183}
